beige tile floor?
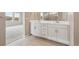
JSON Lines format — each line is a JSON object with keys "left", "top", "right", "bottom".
{"left": 7, "top": 35, "right": 67, "bottom": 46}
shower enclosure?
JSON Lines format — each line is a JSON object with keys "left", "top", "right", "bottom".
{"left": 6, "top": 12, "right": 25, "bottom": 44}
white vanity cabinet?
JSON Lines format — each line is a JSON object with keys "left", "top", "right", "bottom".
{"left": 30, "top": 20, "right": 70, "bottom": 45}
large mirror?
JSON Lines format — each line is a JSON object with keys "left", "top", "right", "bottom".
{"left": 40, "top": 12, "right": 68, "bottom": 21}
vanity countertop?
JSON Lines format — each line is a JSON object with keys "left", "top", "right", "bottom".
{"left": 30, "top": 20, "right": 70, "bottom": 25}
{"left": 40, "top": 20, "right": 70, "bottom": 25}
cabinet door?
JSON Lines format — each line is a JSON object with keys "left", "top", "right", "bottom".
{"left": 31, "top": 22, "right": 41, "bottom": 36}
{"left": 56, "top": 28, "right": 70, "bottom": 44}
{"left": 47, "top": 24, "right": 56, "bottom": 40}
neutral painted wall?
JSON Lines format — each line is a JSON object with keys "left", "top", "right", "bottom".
{"left": 25, "top": 12, "right": 31, "bottom": 35}
{"left": 74, "top": 12, "right": 79, "bottom": 46}
{"left": 68, "top": 12, "right": 79, "bottom": 46}
{"left": 0, "top": 12, "right": 5, "bottom": 46}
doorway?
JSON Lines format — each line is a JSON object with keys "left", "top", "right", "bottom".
{"left": 6, "top": 12, "right": 25, "bottom": 44}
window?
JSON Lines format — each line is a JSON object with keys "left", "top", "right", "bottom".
{"left": 6, "top": 12, "right": 23, "bottom": 27}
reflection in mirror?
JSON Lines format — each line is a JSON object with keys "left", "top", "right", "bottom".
{"left": 42, "top": 12, "right": 59, "bottom": 21}
{"left": 41, "top": 12, "right": 68, "bottom": 21}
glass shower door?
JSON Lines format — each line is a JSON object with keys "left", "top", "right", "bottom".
{"left": 6, "top": 12, "right": 24, "bottom": 44}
